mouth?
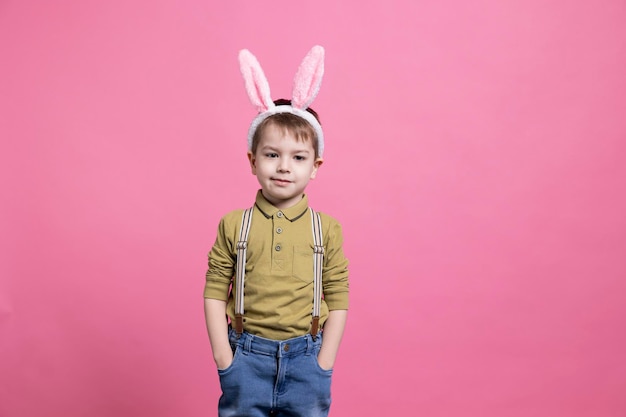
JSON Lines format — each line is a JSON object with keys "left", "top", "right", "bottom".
{"left": 271, "top": 178, "right": 292, "bottom": 185}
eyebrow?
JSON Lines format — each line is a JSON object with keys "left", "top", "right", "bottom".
{"left": 260, "top": 145, "right": 311, "bottom": 154}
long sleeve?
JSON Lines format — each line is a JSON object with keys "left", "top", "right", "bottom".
{"left": 204, "top": 216, "right": 237, "bottom": 301}
{"left": 320, "top": 214, "right": 349, "bottom": 311}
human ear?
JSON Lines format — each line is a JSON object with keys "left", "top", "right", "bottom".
{"left": 247, "top": 151, "right": 257, "bottom": 175}
{"left": 310, "top": 158, "right": 323, "bottom": 179}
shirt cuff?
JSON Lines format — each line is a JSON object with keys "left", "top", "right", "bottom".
{"left": 324, "top": 291, "right": 349, "bottom": 310}
{"left": 203, "top": 280, "right": 230, "bottom": 301}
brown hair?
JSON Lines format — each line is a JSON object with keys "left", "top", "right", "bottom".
{"left": 251, "top": 99, "right": 321, "bottom": 158}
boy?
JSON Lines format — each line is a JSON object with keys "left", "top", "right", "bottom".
{"left": 204, "top": 46, "right": 349, "bottom": 417}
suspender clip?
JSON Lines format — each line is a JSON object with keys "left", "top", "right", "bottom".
{"left": 310, "top": 316, "right": 320, "bottom": 341}
{"left": 234, "top": 314, "right": 244, "bottom": 337}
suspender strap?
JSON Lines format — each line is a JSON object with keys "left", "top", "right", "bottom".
{"left": 310, "top": 208, "right": 324, "bottom": 340}
{"left": 234, "top": 208, "right": 253, "bottom": 335}
{"left": 234, "top": 206, "right": 324, "bottom": 339}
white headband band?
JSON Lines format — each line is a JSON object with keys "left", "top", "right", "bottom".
{"left": 239, "top": 46, "right": 325, "bottom": 157}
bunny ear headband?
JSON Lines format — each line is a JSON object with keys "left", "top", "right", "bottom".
{"left": 239, "top": 45, "right": 325, "bottom": 157}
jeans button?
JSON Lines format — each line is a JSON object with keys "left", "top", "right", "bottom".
{"left": 283, "top": 344, "right": 290, "bottom": 352}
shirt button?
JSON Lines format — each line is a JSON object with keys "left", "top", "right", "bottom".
{"left": 283, "top": 344, "right": 290, "bottom": 352}
{"left": 276, "top": 211, "right": 283, "bottom": 218}
{"left": 275, "top": 245, "right": 281, "bottom": 251}
{"left": 276, "top": 227, "right": 283, "bottom": 234}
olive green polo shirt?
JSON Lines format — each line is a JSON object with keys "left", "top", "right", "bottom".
{"left": 204, "top": 191, "right": 349, "bottom": 340}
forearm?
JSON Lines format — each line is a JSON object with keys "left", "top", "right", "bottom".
{"left": 317, "top": 309, "right": 348, "bottom": 369}
{"left": 204, "top": 298, "right": 233, "bottom": 369}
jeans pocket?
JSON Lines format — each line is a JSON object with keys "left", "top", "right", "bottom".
{"left": 313, "top": 352, "right": 334, "bottom": 374}
{"left": 217, "top": 345, "right": 239, "bottom": 375}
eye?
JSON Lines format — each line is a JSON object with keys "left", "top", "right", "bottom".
{"left": 294, "top": 155, "right": 306, "bottom": 161}
{"left": 265, "top": 152, "right": 279, "bottom": 158}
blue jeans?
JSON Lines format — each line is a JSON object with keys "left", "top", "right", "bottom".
{"left": 217, "top": 328, "right": 333, "bottom": 417}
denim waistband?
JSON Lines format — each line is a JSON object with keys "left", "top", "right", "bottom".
{"left": 228, "top": 328, "right": 322, "bottom": 358}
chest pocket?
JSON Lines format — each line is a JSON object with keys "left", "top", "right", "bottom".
{"left": 292, "top": 245, "right": 315, "bottom": 283}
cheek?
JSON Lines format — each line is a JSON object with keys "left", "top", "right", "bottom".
{"left": 256, "top": 162, "right": 273, "bottom": 175}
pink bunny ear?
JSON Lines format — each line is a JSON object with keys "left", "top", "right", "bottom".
{"left": 239, "top": 49, "right": 274, "bottom": 113}
{"left": 291, "top": 45, "right": 325, "bottom": 109}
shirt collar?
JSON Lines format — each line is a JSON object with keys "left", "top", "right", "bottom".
{"left": 254, "top": 190, "right": 309, "bottom": 222}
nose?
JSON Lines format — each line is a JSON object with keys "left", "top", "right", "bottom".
{"left": 277, "top": 157, "right": 290, "bottom": 173}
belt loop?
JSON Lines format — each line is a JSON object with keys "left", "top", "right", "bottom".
{"left": 305, "top": 334, "right": 313, "bottom": 356}
{"left": 242, "top": 333, "right": 253, "bottom": 355}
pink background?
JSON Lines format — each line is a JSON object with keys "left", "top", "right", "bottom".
{"left": 2, "top": 1, "right": 625, "bottom": 416}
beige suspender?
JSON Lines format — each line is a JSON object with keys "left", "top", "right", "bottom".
{"left": 234, "top": 207, "right": 324, "bottom": 340}
{"left": 234, "top": 208, "right": 253, "bottom": 335}
{"left": 310, "top": 208, "right": 324, "bottom": 339}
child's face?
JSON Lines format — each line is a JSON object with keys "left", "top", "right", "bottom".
{"left": 248, "top": 123, "right": 323, "bottom": 209}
